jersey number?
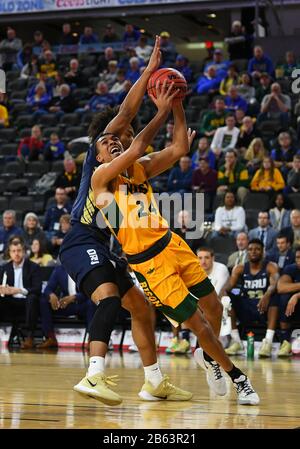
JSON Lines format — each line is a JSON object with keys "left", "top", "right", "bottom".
{"left": 137, "top": 200, "right": 157, "bottom": 218}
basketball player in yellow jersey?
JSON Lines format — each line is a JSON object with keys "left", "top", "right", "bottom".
{"left": 91, "top": 82, "right": 260, "bottom": 405}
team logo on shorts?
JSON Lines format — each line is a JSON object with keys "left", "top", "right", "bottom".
{"left": 87, "top": 249, "right": 99, "bottom": 265}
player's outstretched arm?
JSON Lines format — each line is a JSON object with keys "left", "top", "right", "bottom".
{"left": 104, "top": 36, "right": 162, "bottom": 137}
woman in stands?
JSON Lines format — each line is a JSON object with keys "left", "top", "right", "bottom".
{"left": 250, "top": 156, "right": 285, "bottom": 195}
{"left": 22, "top": 213, "right": 47, "bottom": 251}
{"left": 244, "top": 137, "right": 266, "bottom": 175}
{"left": 30, "top": 238, "right": 54, "bottom": 267}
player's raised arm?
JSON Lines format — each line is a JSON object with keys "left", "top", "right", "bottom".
{"left": 104, "top": 36, "right": 161, "bottom": 137}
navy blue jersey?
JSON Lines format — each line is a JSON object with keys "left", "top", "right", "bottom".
{"left": 240, "top": 261, "right": 269, "bottom": 301}
{"left": 71, "top": 144, "right": 111, "bottom": 241}
{"left": 282, "top": 263, "right": 300, "bottom": 282}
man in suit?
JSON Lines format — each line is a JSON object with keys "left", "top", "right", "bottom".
{"left": 0, "top": 240, "right": 42, "bottom": 349}
{"left": 281, "top": 209, "right": 300, "bottom": 250}
{"left": 227, "top": 232, "right": 249, "bottom": 270}
{"left": 38, "top": 264, "right": 96, "bottom": 348}
{"left": 266, "top": 232, "right": 295, "bottom": 274}
{"left": 248, "top": 211, "right": 278, "bottom": 252}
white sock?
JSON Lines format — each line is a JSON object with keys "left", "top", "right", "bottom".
{"left": 144, "top": 363, "right": 163, "bottom": 388}
{"left": 87, "top": 356, "right": 105, "bottom": 377}
{"left": 231, "top": 329, "right": 242, "bottom": 345}
{"left": 265, "top": 329, "right": 275, "bottom": 343}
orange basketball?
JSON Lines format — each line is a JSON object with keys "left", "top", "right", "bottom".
{"left": 147, "top": 68, "right": 187, "bottom": 101}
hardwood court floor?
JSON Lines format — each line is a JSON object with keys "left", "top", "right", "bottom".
{"left": 0, "top": 345, "right": 300, "bottom": 429}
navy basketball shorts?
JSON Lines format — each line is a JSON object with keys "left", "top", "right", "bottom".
{"left": 230, "top": 293, "right": 279, "bottom": 325}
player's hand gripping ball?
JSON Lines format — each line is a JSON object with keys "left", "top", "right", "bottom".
{"left": 147, "top": 68, "right": 187, "bottom": 102}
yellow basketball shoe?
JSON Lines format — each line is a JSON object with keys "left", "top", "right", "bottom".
{"left": 165, "top": 337, "right": 179, "bottom": 354}
{"left": 73, "top": 373, "right": 122, "bottom": 406}
{"left": 138, "top": 375, "right": 193, "bottom": 401}
{"left": 278, "top": 340, "right": 292, "bottom": 357}
{"left": 174, "top": 339, "right": 191, "bottom": 354}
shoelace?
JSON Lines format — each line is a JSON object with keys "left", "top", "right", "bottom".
{"left": 235, "top": 379, "right": 255, "bottom": 396}
{"left": 209, "top": 361, "right": 223, "bottom": 380}
{"left": 160, "top": 375, "right": 177, "bottom": 394}
{"left": 101, "top": 375, "right": 119, "bottom": 387}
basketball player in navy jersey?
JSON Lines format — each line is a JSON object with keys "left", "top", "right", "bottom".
{"left": 60, "top": 37, "right": 191, "bottom": 405}
{"left": 226, "top": 239, "right": 279, "bottom": 358}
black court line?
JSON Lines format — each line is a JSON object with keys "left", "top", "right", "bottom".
{"left": 2, "top": 417, "right": 59, "bottom": 422}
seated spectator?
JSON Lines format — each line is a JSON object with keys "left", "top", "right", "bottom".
{"left": 248, "top": 211, "right": 278, "bottom": 252}
{"left": 99, "top": 60, "right": 118, "bottom": 89}
{"left": 43, "top": 133, "right": 65, "bottom": 161}
{"left": 197, "top": 247, "right": 230, "bottom": 296}
{"left": 219, "top": 64, "right": 238, "bottom": 96}
{"left": 224, "top": 20, "right": 253, "bottom": 60}
{"left": 244, "top": 137, "right": 266, "bottom": 174}
{"left": 281, "top": 209, "right": 300, "bottom": 249}
{"left": 224, "top": 85, "right": 248, "bottom": 113}
{"left": 259, "top": 82, "right": 291, "bottom": 129}
{"left": 135, "top": 36, "right": 153, "bottom": 64}
{"left": 236, "top": 116, "right": 260, "bottom": 155}
{"left": 191, "top": 137, "right": 216, "bottom": 169}
{"left": 48, "top": 83, "right": 78, "bottom": 115}
{"left": 276, "top": 50, "right": 300, "bottom": 79}
{"left": 30, "top": 238, "right": 54, "bottom": 267}
{"left": 255, "top": 72, "right": 272, "bottom": 104}
{"left": 167, "top": 156, "right": 193, "bottom": 194}
{"left": 32, "top": 30, "right": 49, "bottom": 53}
{"left": 211, "top": 114, "right": 240, "bottom": 158}
{"left": 248, "top": 45, "right": 274, "bottom": 81}
{"left": 20, "top": 54, "right": 39, "bottom": 79}
{"left": 79, "top": 26, "right": 99, "bottom": 45}
{"left": 22, "top": 213, "right": 47, "bottom": 252}
{"left": 97, "top": 46, "right": 116, "bottom": 73}
{"left": 212, "top": 191, "right": 246, "bottom": 238}
{"left": 102, "top": 24, "right": 119, "bottom": 43}
{"left": 269, "top": 192, "right": 292, "bottom": 231}
{"left": 159, "top": 31, "right": 176, "bottom": 65}
{"left": 0, "top": 240, "right": 42, "bottom": 349}
{"left": 0, "top": 27, "right": 22, "bottom": 71}
{"left": 83, "top": 81, "right": 115, "bottom": 112}
{"left": 204, "top": 48, "right": 229, "bottom": 78}
{"left": 125, "top": 57, "right": 142, "bottom": 84}
{"left": 277, "top": 248, "right": 300, "bottom": 357}
{"left": 64, "top": 58, "right": 85, "bottom": 88}
{"left": 59, "top": 23, "right": 78, "bottom": 45}
{"left": 17, "top": 125, "right": 44, "bottom": 161}
{"left": 250, "top": 156, "right": 285, "bottom": 194}
{"left": 217, "top": 149, "right": 250, "bottom": 203}
{"left": 199, "top": 97, "right": 227, "bottom": 138}
{"left": 0, "top": 210, "right": 23, "bottom": 256}
{"left": 270, "top": 132, "right": 299, "bottom": 178}
{"left": 285, "top": 154, "right": 300, "bottom": 194}
{"left": 38, "top": 264, "right": 96, "bottom": 348}
{"left": 236, "top": 72, "right": 256, "bottom": 103}
{"left": 109, "top": 69, "right": 127, "bottom": 95}
{"left": 51, "top": 214, "right": 71, "bottom": 258}
{"left": 173, "top": 210, "right": 203, "bottom": 253}
{"left": 123, "top": 24, "right": 141, "bottom": 45}
{"left": 192, "top": 157, "right": 217, "bottom": 212}
{"left": 44, "top": 188, "right": 72, "bottom": 239}
{"left": 267, "top": 232, "right": 294, "bottom": 273}
{"left": 17, "top": 42, "right": 32, "bottom": 69}
{"left": 225, "top": 239, "right": 279, "bottom": 357}
{"left": 234, "top": 108, "right": 246, "bottom": 129}
{"left": 227, "top": 232, "right": 249, "bottom": 270}
{"left": 51, "top": 71, "right": 66, "bottom": 97}
{"left": 38, "top": 50, "right": 58, "bottom": 79}
{"left": 55, "top": 158, "right": 81, "bottom": 202}
{"left": 158, "top": 120, "right": 174, "bottom": 150}
{"left": 195, "top": 66, "right": 222, "bottom": 95}
{"left": 26, "top": 83, "right": 51, "bottom": 119}
{"left": 174, "top": 54, "right": 193, "bottom": 83}
{"left": 0, "top": 92, "right": 9, "bottom": 128}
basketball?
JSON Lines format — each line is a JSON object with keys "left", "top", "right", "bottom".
{"left": 147, "top": 68, "right": 187, "bottom": 102}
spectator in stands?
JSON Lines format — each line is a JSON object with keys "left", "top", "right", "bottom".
{"left": 79, "top": 26, "right": 99, "bottom": 45}
{"left": 17, "top": 43, "right": 33, "bottom": 69}
{"left": 123, "top": 24, "right": 141, "bottom": 44}
{"left": 167, "top": 156, "right": 193, "bottom": 194}
{"left": 236, "top": 116, "right": 259, "bottom": 155}
{"left": 43, "top": 133, "right": 65, "bottom": 161}
{"left": 0, "top": 27, "right": 22, "bottom": 71}
{"left": 0, "top": 92, "right": 9, "bottom": 128}
{"left": 212, "top": 191, "right": 246, "bottom": 238}
{"left": 55, "top": 158, "right": 81, "bottom": 202}
{"left": 234, "top": 108, "right": 246, "bottom": 129}
{"left": 259, "top": 82, "right": 291, "bottom": 129}
{"left": 277, "top": 247, "right": 300, "bottom": 356}
{"left": 217, "top": 149, "right": 250, "bottom": 203}
{"left": 51, "top": 214, "right": 71, "bottom": 258}
{"left": 20, "top": 54, "right": 39, "bottom": 79}
{"left": 158, "top": 120, "right": 174, "bottom": 150}
{"left": 44, "top": 188, "right": 72, "bottom": 239}
{"left": 255, "top": 72, "right": 272, "bottom": 104}
{"left": 276, "top": 50, "right": 300, "bottom": 79}
{"left": 38, "top": 50, "right": 58, "bottom": 79}
{"left": 285, "top": 154, "right": 300, "bottom": 193}
{"left": 204, "top": 48, "right": 229, "bottom": 78}
{"left": 224, "top": 20, "right": 253, "bottom": 60}
{"left": 211, "top": 115, "right": 240, "bottom": 158}
{"left": 32, "top": 30, "right": 49, "bottom": 53}
{"left": 237, "top": 72, "right": 256, "bottom": 104}
{"left": 135, "top": 36, "right": 153, "bottom": 64}
{"left": 225, "top": 239, "right": 279, "bottom": 357}
{"left": 281, "top": 209, "right": 300, "bottom": 249}
{"left": 109, "top": 69, "right": 127, "bottom": 95}
{"left": 97, "top": 47, "right": 116, "bottom": 73}
{"left": 26, "top": 83, "right": 52, "bottom": 119}
{"left": 219, "top": 64, "right": 238, "bottom": 96}
{"left": 195, "top": 65, "right": 222, "bottom": 96}
{"left": 102, "top": 24, "right": 119, "bottom": 43}
{"left": 0, "top": 240, "right": 42, "bottom": 349}
{"left": 83, "top": 81, "right": 115, "bottom": 112}
{"left": 269, "top": 192, "right": 292, "bottom": 231}
{"left": 174, "top": 54, "right": 193, "bottom": 83}
{"left": 99, "top": 60, "right": 118, "bottom": 89}
{"left": 30, "top": 238, "right": 54, "bottom": 267}
{"left": 64, "top": 58, "right": 85, "bottom": 88}
{"left": 270, "top": 131, "right": 299, "bottom": 178}
{"left": 191, "top": 137, "right": 216, "bottom": 169}
{"left": 248, "top": 45, "right": 274, "bottom": 81}
{"left": 17, "top": 125, "right": 44, "bottom": 161}
{"left": 224, "top": 85, "right": 248, "bottom": 113}
{"left": 48, "top": 83, "right": 78, "bottom": 115}
{"left": 250, "top": 156, "right": 285, "bottom": 194}
{"left": 22, "top": 213, "right": 47, "bottom": 251}
{"left": 248, "top": 211, "right": 278, "bottom": 252}
{"left": 199, "top": 97, "right": 227, "bottom": 138}
{"left": 173, "top": 210, "right": 203, "bottom": 253}
{"left": 126, "top": 57, "right": 142, "bottom": 84}
{"left": 159, "top": 31, "right": 176, "bottom": 65}
{"left": 38, "top": 263, "right": 96, "bottom": 349}
{"left": 197, "top": 247, "right": 230, "bottom": 295}
{"left": 192, "top": 157, "right": 217, "bottom": 212}
{"left": 59, "top": 23, "right": 78, "bottom": 45}
{"left": 0, "top": 210, "right": 23, "bottom": 256}
{"left": 244, "top": 137, "right": 266, "bottom": 174}
{"left": 227, "top": 231, "right": 249, "bottom": 269}
{"left": 267, "top": 233, "right": 294, "bottom": 273}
